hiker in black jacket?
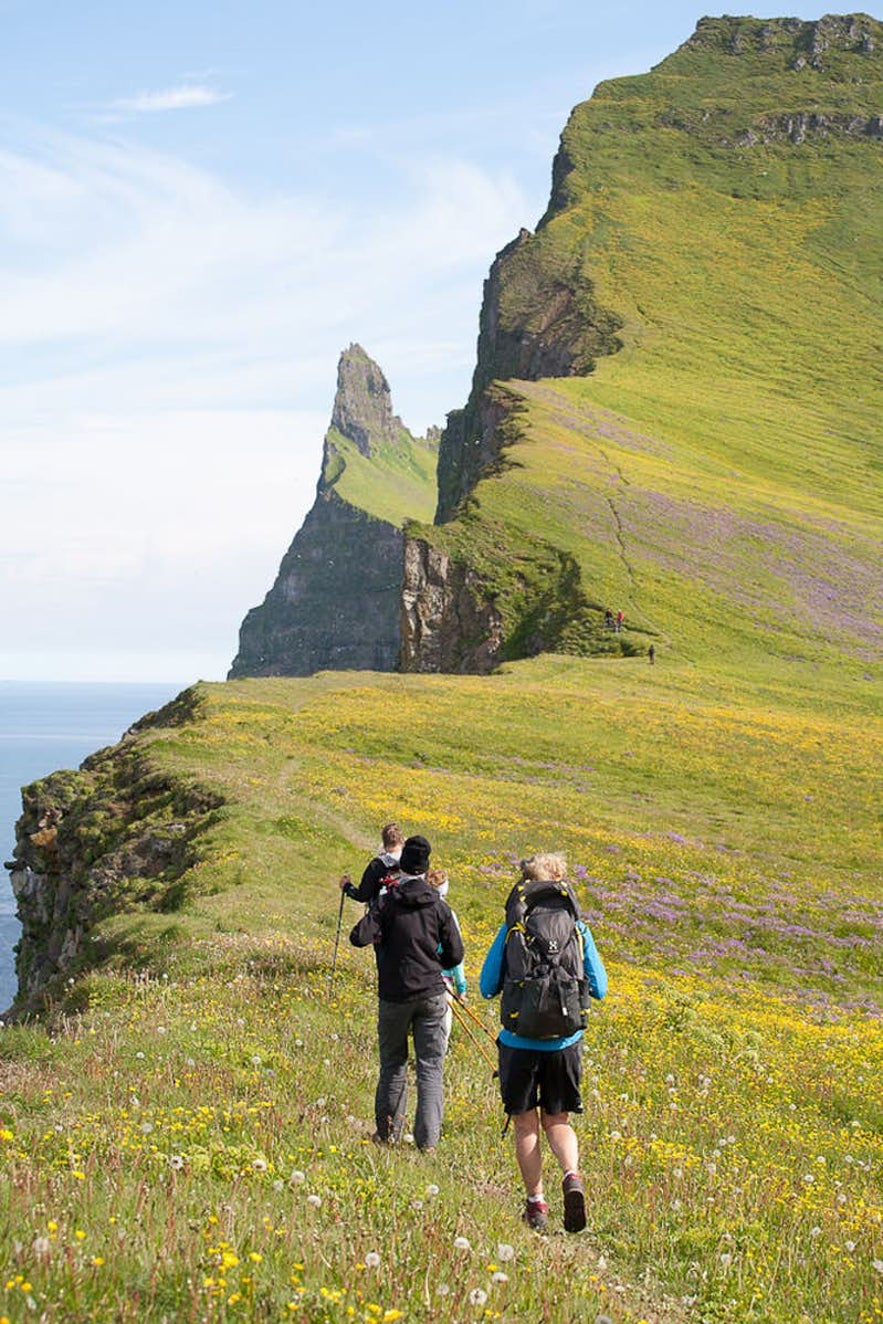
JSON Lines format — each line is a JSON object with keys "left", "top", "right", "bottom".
{"left": 339, "top": 822, "right": 404, "bottom": 906}
{"left": 350, "top": 834, "right": 464, "bottom": 1150}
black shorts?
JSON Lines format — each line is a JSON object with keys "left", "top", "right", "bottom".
{"left": 497, "top": 1040, "right": 583, "bottom": 1117}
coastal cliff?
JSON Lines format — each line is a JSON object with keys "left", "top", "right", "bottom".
{"left": 229, "top": 345, "right": 437, "bottom": 678}
{"left": 4, "top": 690, "right": 222, "bottom": 1017}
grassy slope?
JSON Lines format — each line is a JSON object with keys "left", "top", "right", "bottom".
{"left": 325, "top": 424, "right": 439, "bottom": 526}
{"left": 415, "top": 20, "right": 882, "bottom": 673}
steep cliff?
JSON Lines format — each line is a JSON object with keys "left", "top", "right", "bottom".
{"left": 4, "top": 689, "right": 223, "bottom": 1017}
{"left": 403, "top": 13, "right": 883, "bottom": 674}
{"left": 229, "top": 345, "right": 438, "bottom": 678}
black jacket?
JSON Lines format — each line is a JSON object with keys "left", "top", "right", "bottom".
{"left": 344, "top": 851, "right": 400, "bottom": 905}
{"left": 350, "top": 874, "right": 464, "bottom": 1003}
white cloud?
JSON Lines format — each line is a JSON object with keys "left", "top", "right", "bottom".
{"left": 113, "top": 84, "right": 231, "bottom": 114}
{"left": 0, "top": 125, "right": 530, "bottom": 680}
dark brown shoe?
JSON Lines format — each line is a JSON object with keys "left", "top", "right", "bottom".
{"left": 562, "top": 1173, "right": 586, "bottom": 1233}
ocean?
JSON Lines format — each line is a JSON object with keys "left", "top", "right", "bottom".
{"left": 0, "top": 680, "right": 187, "bottom": 1013}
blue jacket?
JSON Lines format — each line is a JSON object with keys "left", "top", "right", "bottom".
{"left": 480, "top": 919, "right": 607, "bottom": 1052}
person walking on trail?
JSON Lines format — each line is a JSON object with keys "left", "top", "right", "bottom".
{"left": 480, "top": 852, "right": 607, "bottom": 1233}
{"left": 648, "top": 644, "right": 655, "bottom": 666}
{"left": 615, "top": 610, "right": 624, "bottom": 633}
{"left": 339, "top": 822, "right": 404, "bottom": 907}
{"left": 350, "top": 835, "right": 464, "bottom": 1151}
{"left": 427, "top": 867, "right": 467, "bottom": 1050}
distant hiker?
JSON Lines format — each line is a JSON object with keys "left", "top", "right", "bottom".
{"left": 480, "top": 852, "right": 607, "bottom": 1233}
{"left": 339, "top": 822, "right": 404, "bottom": 907}
{"left": 648, "top": 644, "right": 655, "bottom": 666}
{"left": 427, "top": 867, "right": 467, "bottom": 1048}
{"left": 604, "top": 608, "right": 614, "bottom": 630}
{"left": 615, "top": 610, "right": 624, "bottom": 633}
{"left": 350, "top": 835, "right": 464, "bottom": 1150}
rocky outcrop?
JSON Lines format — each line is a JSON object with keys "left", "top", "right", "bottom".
{"left": 4, "top": 690, "right": 222, "bottom": 1018}
{"left": 435, "top": 233, "right": 624, "bottom": 523}
{"left": 399, "top": 538, "right": 503, "bottom": 674}
{"left": 229, "top": 345, "right": 437, "bottom": 678}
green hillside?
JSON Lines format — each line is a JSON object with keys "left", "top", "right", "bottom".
{"left": 421, "top": 13, "right": 882, "bottom": 676}
{"left": 323, "top": 423, "right": 439, "bottom": 526}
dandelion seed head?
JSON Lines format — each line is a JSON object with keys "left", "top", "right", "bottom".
{"left": 453, "top": 1236, "right": 471, "bottom": 1251}
{"left": 491, "top": 1271, "right": 509, "bottom": 1284}
{"left": 426, "top": 1184, "right": 440, "bottom": 1197}
{"left": 469, "top": 1288, "right": 487, "bottom": 1306}
{"left": 306, "top": 1194, "right": 322, "bottom": 1208}
{"left": 497, "top": 1243, "right": 515, "bottom": 1262}
{"left": 364, "top": 1251, "right": 381, "bottom": 1268}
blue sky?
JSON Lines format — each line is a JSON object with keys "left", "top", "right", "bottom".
{"left": 0, "top": 1, "right": 839, "bottom": 682}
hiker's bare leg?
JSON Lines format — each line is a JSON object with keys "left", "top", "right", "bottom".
{"left": 541, "top": 1110, "right": 579, "bottom": 1175}
{"left": 513, "top": 1109, "right": 544, "bottom": 1197}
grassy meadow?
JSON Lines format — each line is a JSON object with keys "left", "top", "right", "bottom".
{"left": 1, "top": 655, "right": 881, "bottom": 1323}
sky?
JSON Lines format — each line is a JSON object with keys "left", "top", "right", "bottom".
{"left": 0, "top": 0, "right": 839, "bottom": 683}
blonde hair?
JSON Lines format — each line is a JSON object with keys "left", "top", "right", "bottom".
{"left": 381, "top": 822, "right": 405, "bottom": 849}
{"left": 520, "top": 852, "right": 567, "bottom": 883}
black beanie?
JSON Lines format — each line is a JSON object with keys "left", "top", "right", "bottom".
{"left": 400, "top": 834, "right": 431, "bottom": 876}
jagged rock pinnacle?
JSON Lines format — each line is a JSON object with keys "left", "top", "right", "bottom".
{"left": 330, "top": 343, "right": 401, "bottom": 457}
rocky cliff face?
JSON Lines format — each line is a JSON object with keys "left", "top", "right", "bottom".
{"left": 399, "top": 538, "right": 504, "bottom": 674}
{"left": 4, "top": 691, "right": 221, "bottom": 1018}
{"left": 229, "top": 345, "right": 437, "bottom": 678}
{"left": 435, "top": 231, "right": 624, "bottom": 524}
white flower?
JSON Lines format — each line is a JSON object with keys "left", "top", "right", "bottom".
{"left": 436, "top": 1284, "right": 450, "bottom": 1296}
{"left": 315, "top": 1097, "right": 326, "bottom": 1108}
{"left": 810, "top": 1226, "right": 822, "bottom": 1238}
{"left": 720, "top": 1252, "right": 733, "bottom": 1268}
{"left": 169, "top": 1155, "right": 184, "bottom": 1171}
{"left": 140, "top": 1122, "right": 153, "bottom": 1134}
{"left": 364, "top": 1251, "right": 381, "bottom": 1268}
{"left": 491, "top": 1271, "right": 509, "bottom": 1284}
{"left": 453, "top": 1236, "right": 471, "bottom": 1251}
{"left": 252, "top": 1158, "right": 268, "bottom": 1172}
{"left": 873, "top": 1260, "right": 883, "bottom": 1274}
{"left": 306, "top": 1194, "right": 322, "bottom": 1208}
{"left": 469, "top": 1288, "right": 488, "bottom": 1307}
{"left": 595, "top": 1316, "right": 615, "bottom": 1324}
{"left": 426, "top": 1184, "right": 440, "bottom": 1197}
{"left": 803, "top": 1173, "right": 814, "bottom": 1184}
{"left": 251, "top": 1055, "right": 261, "bottom": 1066}
{"left": 290, "top": 1170, "right": 306, "bottom": 1184}
{"left": 496, "top": 1243, "right": 515, "bottom": 1262}
{"left": 273, "top": 1179, "right": 284, "bottom": 1192}
{"left": 32, "top": 1236, "right": 50, "bottom": 1256}
{"left": 845, "top": 1240, "right": 856, "bottom": 1252}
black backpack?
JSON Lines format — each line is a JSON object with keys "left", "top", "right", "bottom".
{"left": 500, "top": 879, "right": 590, "bottom": 1039}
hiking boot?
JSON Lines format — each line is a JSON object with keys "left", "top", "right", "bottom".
{"left": 562, "top": 1172, "right": 586, "bottom": 1233}
{"left": 523, "top": 1197, "right": 549, "bottom": 1232}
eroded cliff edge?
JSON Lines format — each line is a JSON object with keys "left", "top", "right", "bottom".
{"left": 4, "top": 690, "right": 223, "bottom": 1018}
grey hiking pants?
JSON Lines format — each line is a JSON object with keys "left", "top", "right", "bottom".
{"left": 375, "top": 992, "right": 448, "bottom": 1150}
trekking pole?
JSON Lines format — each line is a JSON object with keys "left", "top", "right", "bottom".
{"left": 447, "top": 995, "right": 498, "bottom": 1075}
{"left": 450, "top": 992, "right": 498, "bottom": 1046}
{"left": 328, "top": 886, "right": 346, "bottom": 997}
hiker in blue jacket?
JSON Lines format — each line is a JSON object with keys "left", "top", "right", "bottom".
{"left": 480, "top": 852, "right": 607, "bottom": 1233}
